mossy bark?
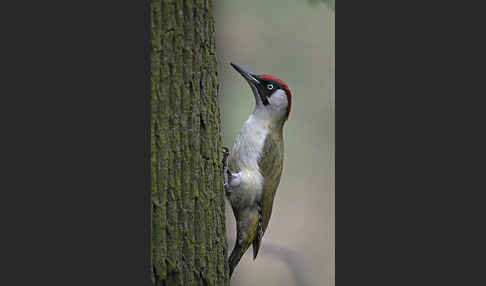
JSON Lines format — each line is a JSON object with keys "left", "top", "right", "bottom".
{"left": 150, "top": 0, "right": 229, "bottom": 285}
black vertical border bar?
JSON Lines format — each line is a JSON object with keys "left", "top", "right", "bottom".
{"left": 144, "top": 0, "right": 152, "bottom": 283}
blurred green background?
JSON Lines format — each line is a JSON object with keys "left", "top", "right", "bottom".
{"left": 215, "top": 1, "right": 334, "bottom": 285}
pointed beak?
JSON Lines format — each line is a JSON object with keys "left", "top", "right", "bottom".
{"left": 230, "top": 62, "right": 260, "bottom": 86}
{"left": 230, "top": 62, "right": 269, "bottom": 106}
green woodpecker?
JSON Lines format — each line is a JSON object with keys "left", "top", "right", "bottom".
{"left": 225, "top": 62, "right": 292, "bottom": 276}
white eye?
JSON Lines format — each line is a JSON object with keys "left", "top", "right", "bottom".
{"left": 267, "top": 84, "right": 274, "bottom": 90}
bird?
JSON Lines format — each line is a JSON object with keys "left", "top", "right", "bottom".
{"left": 224, "top": 62, "right": 292, "bottom": 276}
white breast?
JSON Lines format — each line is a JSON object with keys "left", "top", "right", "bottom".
{"left": 230, "top": 115, "right": 269, "bottom": 203}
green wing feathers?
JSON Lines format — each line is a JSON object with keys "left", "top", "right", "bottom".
{"left": 252, "top": 203, "right": 264, "bottom": 259}
{"left": 253, "top": 132, "right": 284, "bottom": 258}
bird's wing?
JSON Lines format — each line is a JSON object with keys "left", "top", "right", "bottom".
{"left": 253, "top": 133, "right": 284, "bottom": 258}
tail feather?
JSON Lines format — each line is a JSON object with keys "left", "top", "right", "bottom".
{"left": 229, "top": 210, "right": 262, "bottom": 276}
{"left": 229, "top": 243, "right": 244, "bottom": 277}
{"left": 229, "top": 237, "right": 263, "bottom": 276}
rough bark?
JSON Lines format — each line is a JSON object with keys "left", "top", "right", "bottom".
{"left": 150, "top": 0, "right": 229, "bottom": 285}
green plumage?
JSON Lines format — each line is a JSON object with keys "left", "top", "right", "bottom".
{"left": 228, "top": 127, "right": 284, "bottom": 276}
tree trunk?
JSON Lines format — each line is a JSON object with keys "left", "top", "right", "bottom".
{"left": 150, "top": 0, "right": 229, "bottom": 285}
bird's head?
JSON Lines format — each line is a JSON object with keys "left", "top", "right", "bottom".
{"left": 231, "top": 62, "right": 292, "bottom": 124}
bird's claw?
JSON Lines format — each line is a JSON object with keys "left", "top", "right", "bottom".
{"left": 222, "top": 146, "right": 230, "bottom": 192}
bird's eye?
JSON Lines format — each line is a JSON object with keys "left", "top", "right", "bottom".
{"left": 267, "top": 84, "right": 274, "bottom": 90}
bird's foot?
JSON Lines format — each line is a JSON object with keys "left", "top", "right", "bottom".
{"left": 222, "top": 146, "right": 230, "bottom": 192}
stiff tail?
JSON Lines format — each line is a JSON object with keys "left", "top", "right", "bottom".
{"left": 229, "top": 237, "right": 263, "bottom": 276}
{"left": 229, "top": 210, "right": 262, "bottom": 276}
{"left": 229, "top": 242, "right": 245, "bottom": 277}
